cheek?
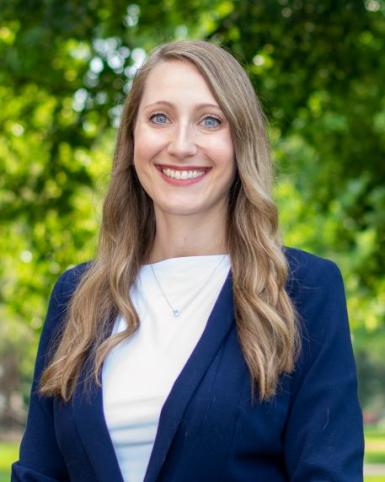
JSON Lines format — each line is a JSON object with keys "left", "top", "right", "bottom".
{"left": 133, "top": 131, "right": 149, "bottom": 166}
{"left": 133, "top": 125, "right": 163, "bottom": 166}
{"left": 206, "top": 128, "right": 234, "bottom": 157}
{"left": 207, "top": 137, "right": 235, "bottom": 175}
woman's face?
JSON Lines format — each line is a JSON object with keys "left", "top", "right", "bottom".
{"left": 133, "top": 60, "right": 236, "bottom": 221}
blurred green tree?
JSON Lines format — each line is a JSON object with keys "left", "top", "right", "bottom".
{"left": 1, "top": 0, "right": 384, "bottom": 419}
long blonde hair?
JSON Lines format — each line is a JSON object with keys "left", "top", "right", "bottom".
{"left": 40, "top": 40, "right": 300, "bottom": 401}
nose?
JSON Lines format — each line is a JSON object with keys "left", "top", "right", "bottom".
{"left": 166, "top": 123, "right": 198, "bottom": 159}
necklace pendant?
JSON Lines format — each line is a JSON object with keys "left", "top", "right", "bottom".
{"left": 173, "top": 309, "right": 180, "bottom": 317}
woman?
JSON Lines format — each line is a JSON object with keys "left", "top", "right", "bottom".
{"left": 12, "top": 40, "right": 364, "bottom": 481}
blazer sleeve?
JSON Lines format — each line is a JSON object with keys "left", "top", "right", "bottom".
{"left": 283, "top": 257, "right": 364, "bottom": 481}
{"left": 11, "top": 269, "right": 74, "bottom": 481}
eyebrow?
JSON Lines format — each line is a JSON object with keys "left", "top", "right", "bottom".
{"left": 143, "top": 100, "right": 221, "bottom": 110}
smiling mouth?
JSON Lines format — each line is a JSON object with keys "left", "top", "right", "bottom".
{"left": 155, "top": 164, "right": 211, "bottom": 180}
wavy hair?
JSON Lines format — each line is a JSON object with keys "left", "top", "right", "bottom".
{"left": 39, "top": 40, "right": 300, "bottom": 401}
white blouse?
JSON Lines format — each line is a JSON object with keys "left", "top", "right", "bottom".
{"left": 102, "top": 254, "right": 231, "bottom": 482}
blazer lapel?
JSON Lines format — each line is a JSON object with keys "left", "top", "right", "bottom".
{"left": 144, "top": 272, "right": 235, "bottom": 482}
{"left": 72, "top": 360, "right": 124, "bottom": 482}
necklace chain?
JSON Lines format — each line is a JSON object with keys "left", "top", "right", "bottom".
{"left": 150, "top": 255, "right": 227, "bottom": 317}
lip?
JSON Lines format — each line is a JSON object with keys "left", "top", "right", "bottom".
{"left": 155, "top": 163, "right": 211, "bottom": 187}
{"left": 155, "top": 163, "right": 211, "bottom": 172}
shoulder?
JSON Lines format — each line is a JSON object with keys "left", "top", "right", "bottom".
{"left": 283, "top": 246, "right": 344, "bottom": 305}
{"left": 40, "top": 262, "right": 92, "bottom": 342}
{"left": 55, "top": 261, "right": 92, "bottom": 289}
{"left": 52, "top": 261, "right": 92, "bottom": 301}
{"left": 283, "top": 247, "right": 350, "bottom": 354}
{"left": 48, "top": 260, "right": 92, "bottom": 306}
{"left": 284, "top": 246, "right": 342, "bottom": 283}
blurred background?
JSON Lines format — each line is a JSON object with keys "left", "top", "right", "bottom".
{"left": 1, "top": 0, "right": 384, "bottom": 479}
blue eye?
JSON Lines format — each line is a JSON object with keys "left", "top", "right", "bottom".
{"left": 150, "top": 113, "right": 168, "bottom": 124}
{"left": 202, "top": 116, "right": 221, "bottom": 128}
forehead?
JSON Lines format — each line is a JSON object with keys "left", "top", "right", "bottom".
{"left": 139, "top": 60, "right": 218, "bottom": 107}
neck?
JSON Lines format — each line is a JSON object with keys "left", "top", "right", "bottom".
{"left": 149, "top": 208, "right": 228, "bottom": 263}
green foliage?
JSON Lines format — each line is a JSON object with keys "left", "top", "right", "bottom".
{"left": 0, "top": 0, "right": 384, "bottom": 414}
{"left": 365, "top": 427, "right": 385, "bottom": 469}
{"left": 0, "top": 441, "right": 19, "bottom": 482}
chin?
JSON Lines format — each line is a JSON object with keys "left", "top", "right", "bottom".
{"left": 156, "top": 200, "right": 207, "bottom": 217}
{"left": 161, "top": 206, "right": 203, "bottom": 217}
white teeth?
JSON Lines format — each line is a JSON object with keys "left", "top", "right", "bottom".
{"left": 161, "top": 168, "right": 206, "bottom": 180}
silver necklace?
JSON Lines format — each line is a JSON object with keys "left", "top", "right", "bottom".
{"left": 150, "top": 255, "right": 227, "bottom": 317}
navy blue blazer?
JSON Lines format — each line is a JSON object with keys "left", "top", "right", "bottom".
{"left": 12, "top": 248, "right": 364, "bottom": 481}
